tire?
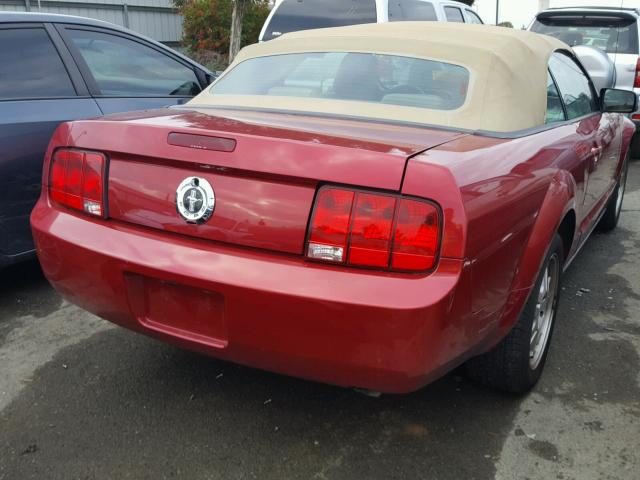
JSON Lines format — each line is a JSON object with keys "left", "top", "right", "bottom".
{"left": 597, "top": 153, "right": 629, "bottom": 233}
{"left": 466, "top": 234, "right": 564, "bottom": 394}
{"left": 630, "top": 133, "right": 640, "bottom": 160}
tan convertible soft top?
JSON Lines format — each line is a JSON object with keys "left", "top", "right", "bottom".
{"left": 190, "top": 22, "right": 568, "bottom": 133}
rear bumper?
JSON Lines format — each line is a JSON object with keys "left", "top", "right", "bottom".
{"left": 31, "top": 203, "right": 468, "bottom": 393}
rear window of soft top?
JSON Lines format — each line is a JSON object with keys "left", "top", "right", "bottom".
{"left": 210, "top": 52, "right": 470, "bottom": 111}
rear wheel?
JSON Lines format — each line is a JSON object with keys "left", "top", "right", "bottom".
{"left": 466, "top": 234, "right": 564, "bottom": 394}
{"left": 598, "top": 154, "right": 629, "bottom": 232}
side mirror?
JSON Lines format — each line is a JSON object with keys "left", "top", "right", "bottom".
{"left": 601, "top": 88, "right": 638, "bottom": 113}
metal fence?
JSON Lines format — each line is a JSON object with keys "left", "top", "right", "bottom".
{"left": 0, "top": 0, "right": 183, "bottom": 44}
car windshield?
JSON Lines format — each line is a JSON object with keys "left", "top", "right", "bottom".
{"left": 209, "top": 52, "right": 470, "bottom": 111}
{"left": 531, "top": 15, "right": 638, "bottom": 54}
{"left": 263, "top": 0, "right": 377, "bottom": 41}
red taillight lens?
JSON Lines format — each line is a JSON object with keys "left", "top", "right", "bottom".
{"left": 391, "top": 199, "right": 439, "bottom": 271}
{"left": 64, "top": 150, "right": 84, "bottom": 210}
{"left": 49, "top": 151, "right": 67, "bottom": 205}
{"left": 49, "top": 148, "right": 106, "bottom": 217}
{"left": 307, "top": 188, "right": 354, "bottom": 262}
{"left": 306, "top": 187, "right": 440, "bottom": 272}
{"left": 635, "top": 58, "right": 640, "bottom": 89}
{"left": 348, "top": 193, "right": 395, "bottom": 267}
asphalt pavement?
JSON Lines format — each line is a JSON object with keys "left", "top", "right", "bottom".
{"left": 1, "top": 163, "right": 639, "bottom": 480}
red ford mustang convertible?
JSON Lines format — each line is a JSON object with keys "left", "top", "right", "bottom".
{"left": 31, "top": 23, "right": 636, "bottom": 394}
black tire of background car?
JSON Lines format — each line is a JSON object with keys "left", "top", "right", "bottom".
{"left": 597, "top": 153, "right": 629, "bottom": 232}
{"left": 465, "top": 234, "right": 565, "bottom": 394}
{"left": 630, "top": 134, "right": 640, "bottom": 161}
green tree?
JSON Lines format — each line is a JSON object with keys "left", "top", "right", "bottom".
{"left": 178, "top": 0, "right": 269, "bottom": 65}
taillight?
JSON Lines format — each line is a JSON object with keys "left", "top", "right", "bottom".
{"left": 349, "top": 193, "right": 395, "bottom": 267}
{"left": 49, "top": 148, "right": 107, "bottom": 217}
{"left": 307, "top": 188, "right": 354, "bottom": 263}
{"left": 306, "top": 187, "right": 440, "bottom": 272}
{"left": 635, "top": 57, "right": 640, "bottom": 89}
{"left": 391, "top": 199, "right": 439, "bottom": 271}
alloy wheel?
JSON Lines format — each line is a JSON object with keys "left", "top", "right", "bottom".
{"left": 530, "top": 253, "right": 560, "bottom": 370}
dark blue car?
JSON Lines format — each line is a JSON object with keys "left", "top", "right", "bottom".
{"left": 0, "top": 12, "right": 213, "bottom": 266}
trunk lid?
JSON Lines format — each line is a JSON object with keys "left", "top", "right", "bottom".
{"left": 66, "top": 108, "right": 465, "bottom": 255}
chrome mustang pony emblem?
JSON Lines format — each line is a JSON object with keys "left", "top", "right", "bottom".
{"left": 176, "top": 177, "right": 215, "bottom": 224}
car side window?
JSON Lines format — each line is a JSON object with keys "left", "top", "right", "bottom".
{"left": 0, "top": 28, "right": 76, "bottom": 100}
{"left": 465, "top": 10, "right": 484, "bottom": 24}
{"left": 65, "top": 29, "right": 201, "bottom": 97}
{"left": 548, "top": 52, "right": 598, "bottom": 120}
{"left": 444, "top": 6, "right": 465, "bottom": 23}
{"left": 546, "top": 71, "right": 565, "bottom": 123}
{"left": 388, "top": 1, "right": 438, "bottom": 21}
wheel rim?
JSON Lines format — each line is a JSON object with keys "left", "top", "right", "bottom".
{"left": 615, "top": 161, "right": 628, "bottom": 218}
{"left": 530, "top": 253, "right": 560, "bottom": 370}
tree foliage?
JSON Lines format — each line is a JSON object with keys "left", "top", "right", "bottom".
{"left": 178, "top": 0, "right": 269, "bottom": 57}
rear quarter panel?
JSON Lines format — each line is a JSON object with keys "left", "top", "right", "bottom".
{"left": 405, "top": 122, "right": 597, "bottom": 353}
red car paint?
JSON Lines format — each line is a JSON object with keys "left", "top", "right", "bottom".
{"left": 31, "top": 108, "right": 634, "bottom": 393}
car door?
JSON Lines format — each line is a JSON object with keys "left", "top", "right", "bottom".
{"left": 549, "top": 51, "right": 616, "bottom": 230}
{"left": 0, "top": 23, "right": 102, "bottom": 264}
{"left": 56, "top": 25, "right": 205, "bottom": 114}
